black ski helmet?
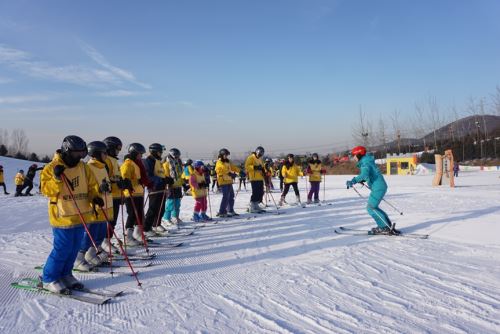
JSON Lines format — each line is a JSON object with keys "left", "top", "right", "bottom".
{"left": 128, "top": 143, "right": 146, "bottom": 154}
{"left": 169, "top": 148, "right": 181, "bottom": 158}
{"left": 186, "top": 159, "right": 193, "bottom": 165}
{"left": 255, "top": 146, "right": 265, "bottom": 157}
{"left": 312, "top": 153, "right": 319, "bottom": 159}
{"left": 287, "top": 153, "right": 295, "bottom": 159}
{"left": 61, "top": 135, "right": 87, "bottom": 154}
{"left": 149, "top": 143, "right": 164, "bottom": 154}
{"left": 103, "top": 136, "right": 122, "bottom": 150}
{"left": 219, "top": 148, "right": 230, "bottom": 156}
{"left": 87, "top": 141, "right": 108, "bottom": 158}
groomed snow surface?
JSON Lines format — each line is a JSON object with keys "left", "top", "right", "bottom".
{"left": 0, "top": 156, "right": 499, "bottom": 334}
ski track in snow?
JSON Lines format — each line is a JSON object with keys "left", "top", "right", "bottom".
{"left": 1, "top": 156, "right": 500, "bottom": 333}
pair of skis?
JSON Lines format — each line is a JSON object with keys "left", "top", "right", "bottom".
{"left": 334, "top": 226, "right": 429, "bottom": 239}
{"left": 11, "top": 278, "right": 122, "bottom": 305}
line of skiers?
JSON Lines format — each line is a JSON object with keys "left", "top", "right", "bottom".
{"left": 0, "top": 163, "right": 45, "bottom": 196}
{"left": 36, "top": 135, "right": 394, "bottom": 294}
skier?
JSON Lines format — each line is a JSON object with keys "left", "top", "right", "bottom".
{"left": 120, "top": 143, "right": 148, "bottom": 245}
{"left": 346, "top": 146, "right": 398, "bottom": 234}
{"left": 22, "top": 164, "right": 44, "bottom": 196}
{"left": 215, "top": 148, "right": 240, "bottom": 217}
{"left": 245, "top": 146, "right": 267, "bottom": 213}
{"left": 279, "top": 154, "right": 304, "bottom": 206}
{"left": 40, "top": 135, "right": 102, "bottom": 293}
{"left": 14, "top": 169, "right": 25, "bottom": 197}
{"left": 277, "top": 159, "right": 285, "bottom": 191}
{"left": 189, "top": 160, "right": 211, "bottom": 222}
{"left": 143, "top": 143, "right": 173, "bottom": 234}
{"left": 0, "top": 165, "right": 9, "bottom": 195}
{"left": 182, "top": 159, "right": 194, "bottom": 195}
{"left": 161, "top": 148, "right": 185, "bottom": 226}
{"left": 264, "top": 158, "right": 275, "bottom": 190}
{"left": 306, "top": 153, "right": 325, "bottom": 204}
{"left": 74, "top": 141, "right": 112, "bottom": 271}
{"left": 210, "top": 164, "right": 219, "bottom": 193}
{"left": 102, "top": 136, "right": 127, "bottom": 253}
{"left": 453, "top": 162, "right": 459, "bottom": 177}
{"left": 238, "top": 167, "right": 247, "bottom": 191}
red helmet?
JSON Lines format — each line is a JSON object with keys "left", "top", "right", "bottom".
{"left": 351, "top": 146, "right": 366, "bottom": 156}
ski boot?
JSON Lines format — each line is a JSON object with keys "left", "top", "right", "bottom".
{"left": 200, "top": 212, "right": 212, "bottom": 221}
{"left": 42, "top": 280, "right": 70, "bottom": 294}
{"left": 61, "top": 274, "right": 84, "bottom": 290}
{"left": 74, "top": 251, "right": 93, "bottom": 272}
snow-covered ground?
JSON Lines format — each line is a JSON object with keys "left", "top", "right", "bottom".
{"left": 1, "top": 156, "right": 499, "bottom": 334}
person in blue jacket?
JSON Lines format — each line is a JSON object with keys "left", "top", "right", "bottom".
{"left": 346, "top": 146, "right": 398, "bottom": 234}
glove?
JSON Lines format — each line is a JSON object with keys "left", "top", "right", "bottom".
{"left": 92, "top": 197, "right": 104, "bottom": 207}
{"left": 117, "top": 178, "right": 133, "bottom": 190}
{"left": 254, "top": 165, "right": 263, "bottom": 171}
{"left": 320, "top": 169, "right": 326, "bottom": 174}
{"left": 346, "top": 180, "right": 354, "bottom": 189}
{"left": 53, "top": 165, "right": 65, "bottom": 180}
{"left": 165, "top": 176, "right": 174, "bottom": 185}
{"left": 99, "top": 181, "right": 110, "bottom": 193}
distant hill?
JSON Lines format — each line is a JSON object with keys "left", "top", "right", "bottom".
{"left": 423, "top": 114, "right": 500, "bottom": 142}
{"left": 369, "top": 115, "right": 500, "bottom": 154}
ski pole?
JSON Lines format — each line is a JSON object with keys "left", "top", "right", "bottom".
{"left": 128, "top": 194, "right": 149, "bottom": 254}
{"left": 350, "top": 186, "right": 394, "bottom": 231}
{"left": 101, "top": 208, "right": 142, "bottom": 286}
{"left": 153, "top": 182, "right": 170, "bottom": 229}
{"left": 60, "top": 173, "right": 100, "bottom": 252}
{"left": 103, "top": 194, "right": 113, "bottom": 277}
{"left": 322, "top": 173, "right": 326, "bottom": 203}
{"left": 361, "top": 183, "right": 403, "bottom": 215}
{"left": 266, "top": 187, "right": 281, "bottom": 214}
{"left": 120, "top": 193, "right": 127, "bottom": 251}
{"left": 207, "top": 182, "right": 213, "bottom": 219}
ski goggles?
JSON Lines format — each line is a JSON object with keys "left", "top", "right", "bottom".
{"left": 69, "top": 149, "right": 88, "bottom": 160}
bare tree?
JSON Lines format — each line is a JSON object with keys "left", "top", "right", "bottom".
{"left": 10, "top": 128, "right": 29, "bottom": 155}
{"left": 413, "top": 103, "right": 428, "bottom": 150}
{"left": 351, "top": 106, "right": 370, "bottom": 148}
{"left": 490, "top": 85, "right": 500, "bottom": 116}
{"left": 376, "top": 114, "right": 387, "bottom": 155}
{"left": 390, "top": 109, "right": 402, "bottom": 154}
{"left": 0, "top": 129, "right": 8, "bottom": 147}
{"left": 427, "top": 96, "right": 443, "bottom": 150}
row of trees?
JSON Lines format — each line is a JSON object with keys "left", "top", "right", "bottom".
{"left": 352, "top": 86, "right": 500, "bottom": 161}
{"left": 0, "top": 128, "right": 51, "bottom": 162}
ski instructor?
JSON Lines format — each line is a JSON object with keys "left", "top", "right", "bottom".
{"left": 346, "top": 146, "right": 398, "bottom": 235}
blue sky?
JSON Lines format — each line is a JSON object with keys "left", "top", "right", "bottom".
{"left": 1, "top": 0, "right": 500, "bottom": 158}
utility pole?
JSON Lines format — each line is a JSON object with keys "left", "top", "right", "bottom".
{"left": 475, "top": 121, "right": 481, "bottom": 159}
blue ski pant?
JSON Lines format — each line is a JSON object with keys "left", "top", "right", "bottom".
{"left": 219, "top": 184, "right": 235, "bottom": 214}
{"left": 367, "top": 187, "right": 391, "bottom": 229}
{"left": 43, "top": 225, "right": 84, "bottom": 283}
{"left": 163, "top": 198, "right": 181, "bottom": 220}
{"left": 80, "top": 222, "right": 107, "bottom": 252}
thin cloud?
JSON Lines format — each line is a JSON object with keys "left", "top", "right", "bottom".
{"left": 81, "top": 42, "right": 152, "bottom": 89}
{"left": 0, "top": 76, "right": 12, "bottom": 84}
{"left": 97, "top": 90, "right": 145, "bottom": 97}
{"left": 0, "top": 94, "right": 55, "bottom": 104}
{"left": 0, "top": 44, "right": 150, "bottom": 89}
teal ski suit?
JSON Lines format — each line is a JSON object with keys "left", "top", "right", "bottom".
{"left": 350, "top": 154, "right": 391, "bottom": 229}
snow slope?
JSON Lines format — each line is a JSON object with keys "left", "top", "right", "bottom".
{"left": 1, "top": 156, "right": 499, "bottom": 333}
